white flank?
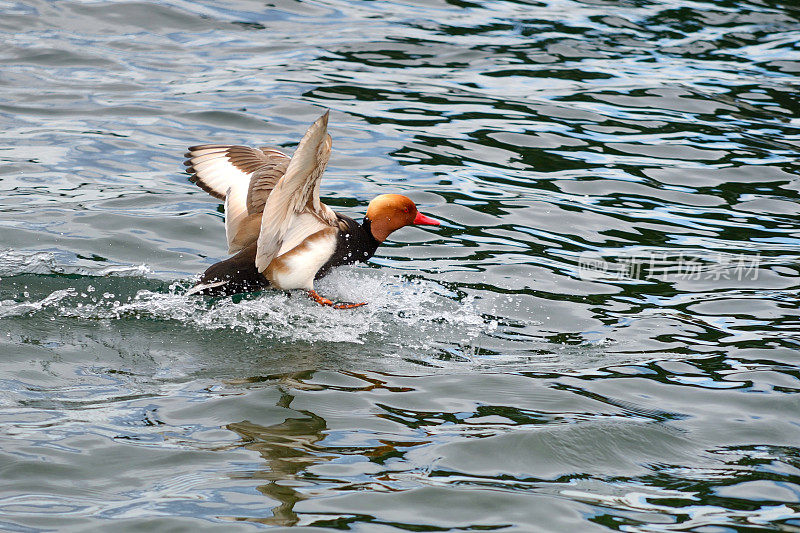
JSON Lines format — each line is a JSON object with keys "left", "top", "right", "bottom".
{"left": 268, "top": 231, "right": 338, "bottom": 290}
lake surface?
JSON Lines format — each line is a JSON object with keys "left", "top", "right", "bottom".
{"left": 1, "top": 0, "right": 800, "bottom": 530}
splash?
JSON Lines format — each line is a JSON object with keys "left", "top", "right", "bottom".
{"left": 123, "top": 268, "right": 489, "bottom": 347}
{"left": 0, "top": 265, "right": 493, "bottom": 351}
{"left": 0, "top": 288, "right": 79, "bottom": 319}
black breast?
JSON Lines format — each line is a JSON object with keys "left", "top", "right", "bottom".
{"left": 314, "top": 214, "right": 380, "bottom": 280}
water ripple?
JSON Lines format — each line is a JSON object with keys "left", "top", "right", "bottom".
{"left": 1, "top": 0, "right": 800, "bottom": 530}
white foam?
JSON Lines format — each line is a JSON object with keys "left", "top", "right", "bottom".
{"left": 2, "top": 266, "right": 494, "bottom": 351}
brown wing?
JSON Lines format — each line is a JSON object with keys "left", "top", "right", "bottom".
{"left": 184, "top": 145, "right": 290, "bottom": 253}
{"left": 245, "top": 150, "right": 290, "bottom": 214}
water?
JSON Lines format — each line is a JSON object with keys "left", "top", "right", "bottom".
{"left": 1, "top": 0, "right": 800, "bottom": 530}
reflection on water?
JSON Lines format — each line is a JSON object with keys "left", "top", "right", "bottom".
{"left": 1, "top": 0, "right": 800, "bottom": 530}
{"left": 227, "top": 380, "right": 326, "bottom": 527}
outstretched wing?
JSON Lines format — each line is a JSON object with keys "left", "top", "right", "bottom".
{"left": 184, "top": 145, "right": 290, "bottom": 254}
{"left": 255, "top": 110, "right": 339, "bottom": 273}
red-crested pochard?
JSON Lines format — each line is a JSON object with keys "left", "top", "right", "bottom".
{"left": 184, "top": 110, "right": 440, "bottom": 308}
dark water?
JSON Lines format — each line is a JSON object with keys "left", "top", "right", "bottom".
{"left": 2, "top": 0, "right": 800, "bottom": 530}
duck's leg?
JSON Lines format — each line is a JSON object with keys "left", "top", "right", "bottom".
{"left": 307, "top": 290, "right": 366, "bottom": 309}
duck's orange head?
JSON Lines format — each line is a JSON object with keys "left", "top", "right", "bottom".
{"left": 365, "top": 194, "right": 440, "bottom": 242}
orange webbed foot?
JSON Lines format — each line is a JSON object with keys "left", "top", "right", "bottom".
{"left": 307, "top": 290, "right": 367, "bottom": 310}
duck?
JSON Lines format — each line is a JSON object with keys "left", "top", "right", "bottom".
{"left": 184, "top": 110, "right": 440, "bottom": 308}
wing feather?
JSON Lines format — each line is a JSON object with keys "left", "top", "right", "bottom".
{"left": 255, "top": 111, "right": 338, "bottom": 273}
{"left": 185, "top": 144, "right": 290, "bottom": 253}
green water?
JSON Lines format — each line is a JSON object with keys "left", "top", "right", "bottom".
{"left": 1, "top": 0, "right": 799, "bottom": 530}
